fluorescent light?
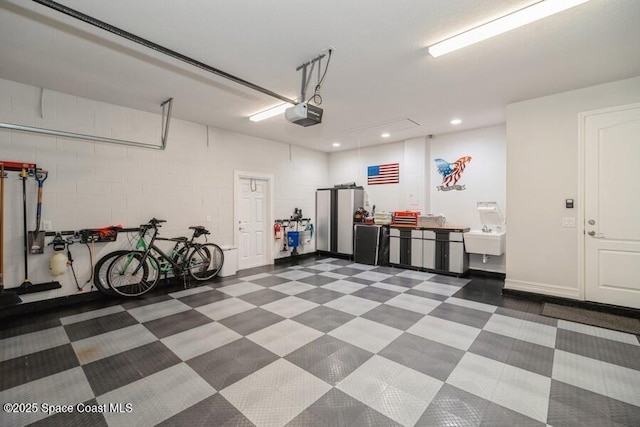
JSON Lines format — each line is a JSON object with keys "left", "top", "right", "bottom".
{"left": 428, "top": 0, "right": 590, "bottom": 57}
{"left": 249, "top": 103, "right": 294, "bottom": 122}
{"left": 332, "top": 142, "right": 341, "bottom": 147}
{"left": 381, "top": 133, "right": 390, "bottom": 138}
{"left": 450, "top": 118, "right": 462, "bottom": 125}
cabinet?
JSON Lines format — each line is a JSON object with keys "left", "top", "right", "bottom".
{"left": 389, "top": 226, "right": 468, "bottom": 276}
{"left": 354, "top": 224, "right": 389, "bottom": 266}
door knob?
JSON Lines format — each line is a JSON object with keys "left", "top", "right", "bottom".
{"left": 587, "top": 231, "right": 596, "bottom": 236}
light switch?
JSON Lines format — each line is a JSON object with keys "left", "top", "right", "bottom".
{"left": 562, "top": 217, "right": 576, "bottom": 228}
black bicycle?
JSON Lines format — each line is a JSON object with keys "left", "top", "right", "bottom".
{"left": 104, "top": 218, "right": 223, "bottom": 297}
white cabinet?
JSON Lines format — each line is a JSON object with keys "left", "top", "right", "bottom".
{"left": 423, "top": 230, "right": 436, "bottom": 270}
{"left": 410, "top": 230, "right": 423, "bottom": 268}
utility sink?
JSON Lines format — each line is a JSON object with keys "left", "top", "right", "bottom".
{"left": 463, "top": 230, "right": 506, "bottom": 256}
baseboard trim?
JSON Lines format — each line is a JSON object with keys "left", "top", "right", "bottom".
{"left": 0, "top": 289, "right": 107, "bottom": 320}
{"left": 274, "top": 251, "right": 320, "bottom": 266}
{"left": 468, "top": 269, "right": 506, "bottom": 280}
{"left": 504, "top": 279, "right": 580, "bottom": 299}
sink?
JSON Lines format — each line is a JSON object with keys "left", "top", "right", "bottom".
{"left": 463, "top": 230, "right": 506, "bottom": 256}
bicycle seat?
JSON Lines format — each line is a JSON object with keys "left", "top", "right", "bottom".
{"left": 189, "top": 226, "right": 206, "bottom": 231}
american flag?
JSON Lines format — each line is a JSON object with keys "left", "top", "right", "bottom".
{"left": 367, "top": 163, "right": 400, "bottom": 185}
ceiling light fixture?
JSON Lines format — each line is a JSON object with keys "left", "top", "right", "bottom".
{"left": 249, "top": 103, "right": 294, "bottom": 122}
{"left": 427, "top": 0, "right": 590, "bottom": 57}
{"left": 332, "top": 142, "right": 341, "bottom": 147}
{"left": 450, "top": 118, "right": 462, "bottom": 125}
{"left": 381, "top": 133, "right": 390, "bottom": 138}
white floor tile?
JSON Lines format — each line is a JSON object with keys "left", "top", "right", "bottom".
{"left": 60, "top": 305, "right": 125, "bottom": 325}
{"left": 323, "top": 294, "right": 380, "bottom": 316}
{"left": 306, "top": 263, "right": 343, "bottom": 272}
{"left": 385, "top": 293, "right": 441, "bottom": 315}
{"left": 346, "top": 263, "right": 377, "bottom": 271}
{"left": 372, "top": 282, "right": 408, "bottom": 293}
{"left": 446, "top": 353, "right": 503, "bottom": 400}
{"left": 321, "top": 280, "right": 367, "bottom": 294}
{"left": 319, "top": 271, "right": 348, "bottom": 280}
{"left": 261, "top": 296, "right": 319, "bottom": 318}
{"left": 352, "top": 271, "right": 393, "bottom": 282}
{"left": 217, "top": 282, "right": 264, "bottom": 297}
{"left": 0, "top": 367, "right": 93, "bottom": 427}
{"left": 128, "top": 299, "right": 191, "bottom": 323}
{"left": 557, "top": 319, "right": 640, "bottom": 346}
{"left": 492, "top": 361, "right": 551, "bottom": 422}
{"left": 168, "top": 285, "right": 213, "bottom": 299}
{"left": 484, "top": 314, "right": 557, "bottom": 348}
{"left": 98, "top": 363, "right": 215, "bottom": 427}
{"left": 0, "top": 326, "right": 70, "bottom": 362}
{"left": 413, "top": 281, "right": 460, "bottom": 296}
{"left": 196, "top": 298, "right": 255, "bottom": 320}
{"left": 552, "top": 350, "right": 606, "bottom": 397}
{"left": 221, "top": 359, "right": 331, "bottom": 427}
{"left": 337, "top": 355, "right": 442, "bottom": 426}
{"left": 247, "top": 320, "right": 323, "bottom": 357}
{"left": 270, "top": 281, "right": 316, "bottom": 295}
{"left": 276, "top": 270, "right": 315, "bottom": 281}
{"left": 72, "top": 324, "right": 157, "bottom": 364}
{"left": 329, "top": 318, "right": 402, "bottom": 353}
{"left": 161, "top": 322, "right": 241, "bottom": 360}
{"left": 407, "top": 315, "right": 481, "bottom": 350}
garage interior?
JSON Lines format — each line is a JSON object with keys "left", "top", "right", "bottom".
{"left": 1, "top": 1, "right": 640, "bottom": 426}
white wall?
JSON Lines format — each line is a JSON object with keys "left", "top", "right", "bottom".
{"left": 505, "top": 75, "right": 640, "bottom": 298}
{"left": 329, "top": 125, "right": 507, "bottom": 273}
{"left": 0, "top": 78, "right": 328, "bottom": 303}
{"left": 430, "top": 125, "right": 506, "bottom": 273}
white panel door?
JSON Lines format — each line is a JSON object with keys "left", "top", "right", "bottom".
{"left": 584, "top": 105, "right": 640, "bottom": 308}
{"left": 238, "top": 178, "right": 268, "bottom": 270}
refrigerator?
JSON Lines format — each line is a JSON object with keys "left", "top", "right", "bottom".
{"left": 316, "top": 187, "right": 364, "bottom": 256}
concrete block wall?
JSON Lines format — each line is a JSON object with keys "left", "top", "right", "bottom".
{"left": 0, "top": 78, "right": 328, "bottom": 303}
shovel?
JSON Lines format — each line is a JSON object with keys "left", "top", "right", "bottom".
{"left": 28, "top": 169, "right": 48, "bottom": 254}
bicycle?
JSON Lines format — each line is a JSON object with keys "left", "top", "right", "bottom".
{"left": 97, "top": 218, "right": 223, "bottom": 297}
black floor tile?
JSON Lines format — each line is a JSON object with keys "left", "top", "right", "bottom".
{"left": 429, "top": 303, "right": 493, "bottom": 329}
{"left": 416, "top": 384, "right": 488, "bottom": 427}
{"left": 29, "top": 398, "right": 108, "bottom": 427}
{"left": 0, "top": 317, "right": 63, "bottom": 340}
{"left": 381, "top": 275, "right": 423, "bottom": 288}
{"left": 555, "top": 328, "right": 640, "bottom": 371}
{"left": 188, "top": 338, "right": 278, "bottom": 390}
{"left": 291, "top": 307, "right": 355, "bottom": 333}
{"left": 298, "top": 275, "right": 339, "bottom": 286}
{"left": 218, "top": 308, "right": 284, "bottom": 336}
{"left": 143, "top": 309, "right": 214, "bottom": 339}
{"left": 0, "top": 344, "right": 79, "bottom": 391}
{"left": 63, "top": 311, "right": 139, "bottom": 342}
{"left": 158, "top": 393, "right": 253, "bottom": 427}
{"left": 250, "top": 275, "right": 292, "bottom": 287}
{"left": 548, "top": 380, "right": 623, "bottom": 427}
{"left": 361, "top": 304, "right": 424, "bottom": 331}
{"left": 331, "top": 267, "right": 367, "bottom": 276}
{"left": 379, "top": 333, "right": 464, "bottom": 381}
{"left": 405, "top": 288, "right": 449, "bottom": 301}
{"left": 82, "top": 341, "right": 181, "bottom": 396}
{"left": 177, "top": 289, "right": 230, "bottom": 308}
{"left": 296, "top": 288, "right": 345, "bottom": 304}
{"left": 351, "top": 286, "right": 399, "bottom": 303}
{"left": 237, "top": 289, "right": 288, "bottom": 306}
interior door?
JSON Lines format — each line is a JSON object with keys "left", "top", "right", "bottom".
{"left": 238, "top": 177, "right": 268, "bottom": 270}
{"left": 584, "top": 105, "right": 640, "bottom": 308}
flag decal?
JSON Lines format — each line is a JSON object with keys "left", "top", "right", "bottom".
{"left": 367, "top": 163, "right": 399, "bottom": 185}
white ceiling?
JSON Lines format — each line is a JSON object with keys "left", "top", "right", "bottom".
{"left": 1, "top": 0, "right": 639, "bottom": 153}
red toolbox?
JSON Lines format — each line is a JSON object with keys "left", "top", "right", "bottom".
{"left": 392, "top": 211, "right": 419, "bottom": 226}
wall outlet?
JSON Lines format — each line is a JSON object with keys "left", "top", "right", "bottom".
{"left": 205, "top": 215, "right": 212, "bottom": 223}
{"left": 562, "top": 217, "right": 576, "bottom": 228}
{"left": 43, "top": 220, "right": 52, "bottom": 231}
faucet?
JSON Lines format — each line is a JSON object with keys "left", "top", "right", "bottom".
{"left": 482, "top": 224, "right": 492, "bottom": 233}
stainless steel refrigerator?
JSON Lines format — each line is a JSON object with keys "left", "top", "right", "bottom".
{"left": 316, "top": 187, "right": 364, "bottom": 256}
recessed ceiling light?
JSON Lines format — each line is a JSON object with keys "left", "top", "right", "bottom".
{"left": 332, "top": 142, "right": 341, "bottom": 147}
{"left": 450, "top": 119, "right": 462, "bottom": 125}
{"left": 249, "top": 103, "right": 294, "bottom": 122}
{"left": 427, "top": 0, "right": 590, "bottom": 57}
{"left": 381, "top": 133, "right": 390, "bottom": 138}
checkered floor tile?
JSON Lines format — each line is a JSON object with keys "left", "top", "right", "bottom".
{"left": 2, "top": 256, "right": 640, "bottom": 426}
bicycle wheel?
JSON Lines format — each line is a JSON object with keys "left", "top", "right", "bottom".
{"left": 187, "top": 243, "right": 223, "bottom": 281}
{"left": 93, "top": 250, "right": 130, "bottom": 296}
{"left": 106, "top": 251, "right": 159, "bottom": 297}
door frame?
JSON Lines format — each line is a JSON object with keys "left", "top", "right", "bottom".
{"left": 233, "top": 170, "right": 275, "bottom": 269}
{"left": 577, "top": 102, "right": 640, "bottom": 301}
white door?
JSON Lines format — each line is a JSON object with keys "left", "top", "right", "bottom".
{"left": 584, "top": 104, "right": 640, "bottom": 308}
{"left": 237, "top": 177, "right": 268, "bottom": 270}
